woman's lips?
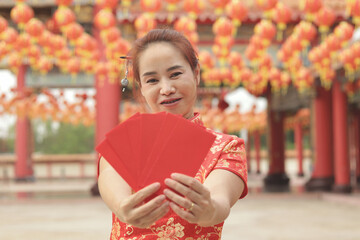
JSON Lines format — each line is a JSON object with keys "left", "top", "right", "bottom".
{"left": 160, "top": 98, "right": 182, "bottom": 105}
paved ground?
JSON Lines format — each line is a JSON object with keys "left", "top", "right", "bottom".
{"left": 1, "top": 158, "right": 360, "bottom": 240}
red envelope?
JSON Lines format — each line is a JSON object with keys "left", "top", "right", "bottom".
{"left": 96, "top": 139, "right": 137, "bottom": 190}
{"left": 141, "top": 115, "right": 216, "bottom": 192}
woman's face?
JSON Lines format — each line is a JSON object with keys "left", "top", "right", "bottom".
{"left": 138, "top": 42, "right": 199, "bottom": 119}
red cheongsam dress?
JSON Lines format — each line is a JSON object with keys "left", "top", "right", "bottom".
{"left": 99, "top": 113, "right": 248, "bottom": 240}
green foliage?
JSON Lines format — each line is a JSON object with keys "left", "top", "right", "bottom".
{"left": 35, "top": 120, "right": 95, "bottom": 154}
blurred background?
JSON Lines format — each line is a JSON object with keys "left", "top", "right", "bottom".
{"left": 0, "top": 0, "right": 360, "bottom": 239}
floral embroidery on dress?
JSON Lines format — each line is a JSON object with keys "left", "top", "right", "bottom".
{"left": 151, "top": 218, "right": 185, "bottom": 239}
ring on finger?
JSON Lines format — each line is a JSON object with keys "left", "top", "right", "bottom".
{"left": 188, "top": 202, "right": 195, "bottom": 212}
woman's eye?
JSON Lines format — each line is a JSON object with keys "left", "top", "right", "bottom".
{"left": 146, "top": 78, "right": 158, "bottom": 83}
{"left": 171, "top": 72, "right": 182, "bottom": 78}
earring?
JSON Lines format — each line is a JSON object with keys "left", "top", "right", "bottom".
{"left": 120, "top": 56, "right": 130, "bottom": 92}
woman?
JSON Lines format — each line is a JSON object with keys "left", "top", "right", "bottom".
{"left": 98, "top": 29, "right": 248, "bottom": 239}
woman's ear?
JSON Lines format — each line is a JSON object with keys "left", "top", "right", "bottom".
{"left": 195, "top": 64, "right": 201, "bottom": 86}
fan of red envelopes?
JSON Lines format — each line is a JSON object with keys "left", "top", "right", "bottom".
{"left": 96, "top": 112, "right": 216, "bottom": 197}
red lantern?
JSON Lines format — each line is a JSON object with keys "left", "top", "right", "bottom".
{"left": 94, "top": 9, "right": 116, "bottom": 30}
{"left": 269, "top": 67, "right": 282, "bottom": 92}
{"left": 255, "top": 0, "right": 278, "bottom": 11}
{"left": 334, "top": 21, "right": 354, "bottom": 46}
{"left": 0, "top": 16, "right": 8, "bottom": 34}
{"left": 0, "top": 42, "right": 9, "bottom": 60}
{"left": 81, "top": 60, "right": 96, "bottom": 74}
{"left": 213, "top": 17, "right": 235, "bottom": 36}
{"left": 64, "top": 22, "right": 84, "bottom": 43}
{"left": 324, "top": 34, "right": 341, "bottom": 53}
{"left": 57, "top": 47, "right": 72, "bottom": 65}
{"left": 140, "top": 0, "right": 162, "bottom": 13}
{"left": 51, "top": 35, "right": 67, "bottom": 56}
{"left": 226, "top": 0, "right": 248, "bottom": 27}
{"left": 8, "top": 52, "right": 23, "bottom": 74}
{"left": 228, "top": 51, "right": 243, "bottom": 70}
{"left": 10, "top": 2, "right": 34, "bottom": 28}
{"left": 25, "top": 18, "right": 45, "bottom": 41}
{"left": 134, "top": 14, "right": 157, "bottom": 38}
{"left": 100, "top": 27, "right": 121, "bottom": 45}
{"left": 106, "top": 38, "right": 131, "bottom": 61}
{"left": 76, "top": 33, "right": 97, "bottom": 53}
{"left": 198, "top": 51, "right": 215, "bottom": 70}
{"left": 254, "top": 20, "right": 276, "bottom": 44}
{"left": 67, "top": 57, "right": 81, "bottom": 76}
{"left": 1, "top": 28, "right": 19, "bottom": 50}
{"left": 300, "top": 0, "right": 322, "bottom": 21}
{"left": 272, "top": 2, "right": 291, "bottom": 40}
{"left": 208, "top": 0, "right": 230, "bottom": 15}
{"left": 174, "top": 16, "right": 197, "bottom": 34}
{"left": 183, "top": 0, "right": 206, "bottom": 19}
{"left": 95, "top": 0, "right": 118, "bottom": 9}
{"left": 315, "top": 8, "right": 336, "bottom": 35}
{"left": 27, "top": 45, "right": 41, "bottom": 65}
{"left": 15, "top": 33, "right": 31, "bottom": 55}
{"left": 54, "top": 6, "right": 76, "bottom": 29}
{"left": 46, "top": 18, "right": 61, "bottom": 34}
{"left": 37, "top": 56, "right": 53, "bottom": 74}
{"left": 347, "top": 0, "right": 360, "bottom": 26}
{"left": 56, "top": 0, "right": 73, "bottom": 6}
{"left": 293, "top": 21, "right": 317, "bottom": 47}
{"left": 165, "top": 0, "right": 182, "bottom": 12}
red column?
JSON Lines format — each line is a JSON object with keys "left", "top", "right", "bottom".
{"left": 294, "top": 121, "right": 304, "bottom": 177}
{"left": 355, "top": 110, "right": 360, "bottom": 187}
{"left": 332, "top": 81, "right": 351, "bottom": 193}
{"left": 305, "top": 87, "right": 334, "bottom": 191}
{"left": 246, "top": 131, "right": 251, "bottom": 173}
{"left": 254, "top": 130, "right": 261, "bottom": 174}
{"left": 264, "top": 92, "right": 289, "bottom": 192}
{"left": 91, "top": 7, "right": 121, "bottom": 195}
{"left": 15, "top": 65, "right": 33, "bottom": 181}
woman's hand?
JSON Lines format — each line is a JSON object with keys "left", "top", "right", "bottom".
{"left": 115, "top": 182, "right": 170, "bottom": 229}
{"left": 163, "top": 173, "right": 216, "bottom": 226}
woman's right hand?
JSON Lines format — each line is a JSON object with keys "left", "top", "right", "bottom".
{"left": 115, "top": 182, "right": 170, "bottom": 229}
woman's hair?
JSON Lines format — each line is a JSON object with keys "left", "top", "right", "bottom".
{"left": 129, "top": 28, "right": 198, "bottom": 85}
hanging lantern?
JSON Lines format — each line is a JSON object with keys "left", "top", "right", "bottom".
{"left": 51, "top": 35, "right": 67, "bottom": 56}
{"left": 55, "top": 0, "right": 73, "bottom": 6}
{"left": 100, "top": 27, "right": 121, "bottom": 46}
{"left": 25, "top": 18, "right": 45, "bottom": 42}
{"left": 228, "top": 51, "right": 243, "bottom": 70}
{"left": 174, "top": 16, "right": 197, "bottom": 35}
{"left": 213, "top": 17, "right": 235, "bottom": 37}
{"left": 0, "top": 42, "right": 9, "bottom": 61}
{"left": 280, "top": 71, "right": 291, "bottom": 94}
{"left": 134, "top": 13, "right": 157, "bottom": 38}
{"left": 27, "top": 45, "right": 41, "bottom": 66}
{"left": 81, "top": 60, "right": 96, "bottom": 74}
{"left": 324, "top": 34, "right": 341, "bottom": 58}
{"left": 299, "top": 0, "right": 323, "bottom": 21}
{"left": 341, "top": 47, "right": 356, "bottom": 81}
{"left": 347, "top": 0, "right": 360, "bottom": 26}
{"left": 254, "top": 20, "right": 276, "bottom": 46}
{"left": 15, "top": 33, "right": 31, "bottom": 56}
{"left": 10, "top": 2, "right": 34, "bottom": 29}
{"left": 208, "top": 0, "right": 231, "bottom": 15}
{"left": 37, "top": 56, "right": 53, "bottom": 75}
{"left": 226, "top": 0, "right": 248, "bottom": 28}
{"left": 293, "top": 21, "right": 317, "bottom": 48}
{"left": 0, "top": 16, "right": 8, "bottom": 34}
{"left": 314, "top": 8, "right": 336, "bottom": 39}
{"left": 183, "top": 0, "right": 206, "bottom": 19}
{"left": 272, "top": 2, "right": 292, "bottom": 41}
{"left": 94, "top": 8, "right": 116, "bottom": 30}
{"left": 106, "top": 38, "right": 131, "bottom": 62}
{"left": 75, "top": 33, "right": 97, "bottom": 57}
{"left": 8, "top": 52, "right": 23, "bottom": 74}
{"left": 319, "top": 67, "right": 335, "bottom": 89}
{"left": 140, "top": 0, "right": 162, "bottom": 14}
{"left": 199, "top": 51, "right": 215, "bottom": 72}
{"left": 95, "top": 0, "right": 118, "bottom": 9}
{"left": 46, "top": 17, "right": 61, "bottom": 34}
{"left": 255, "top": 0, "right": 278, "bottom": 18}
{"left": 64, "top": 22, "right": 84, "bottom": 44}
{"left": 67, "top": 57, "right": 81, "bottom": 76}
{"left": 165, "top": 0, "right": 182, "bottom": 21}
{"left": 56, "top": 47, "right": 72, "bottom": 66}
{"left": 1, "top": 28, "right": 19, "bottom": 51}
{"left": 334, "top": 21, "right": 354, "bottom": 47}
{"left": 54, "top": 6, "right": 76, "bottom": 30}
{"left": 269, "top": 67, "right": 282, "bottom": 93}
{"left": 108, "top": 61, "right": 122, "bottom": 84}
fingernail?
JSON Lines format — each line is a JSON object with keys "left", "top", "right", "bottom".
{"left": 164, "top": 178, "right": 170, "bottom": 185}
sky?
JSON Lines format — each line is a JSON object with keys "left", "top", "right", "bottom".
{"left": 0, "top": 69, "right": 267, "bottom": 137}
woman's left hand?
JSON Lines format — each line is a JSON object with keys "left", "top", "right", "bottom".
{"left": 163, "top": 173, "right": 215, "bottom": 226}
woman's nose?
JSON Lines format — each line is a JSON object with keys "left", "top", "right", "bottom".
{"left": 160, "top": 80, "right": 175, "bottom": 95}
